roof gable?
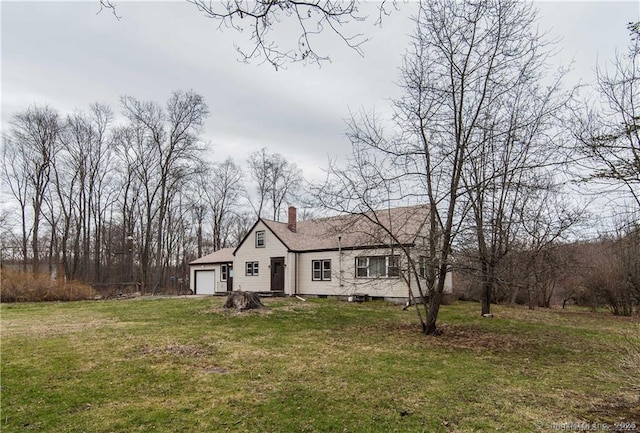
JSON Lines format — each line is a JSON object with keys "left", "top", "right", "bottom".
{"left": 233, "top": 218, "right": 290, "bottom": 256}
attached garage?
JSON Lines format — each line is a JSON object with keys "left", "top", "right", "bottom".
{"left": 189, "top": 248, "right": 234, "bottom": 295}
{"left": 194, "top": 270, "right": 216, "bottom": 294}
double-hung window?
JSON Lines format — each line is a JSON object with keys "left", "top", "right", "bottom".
{"left": 418, "top": 256, "right": 429, "bottom": 278}
{"left": 255, "top": 231, "right": 265, "bottom": 248}
{"left": 221, "top": 264, "right": 228, "bottom": 281}
{"left": 245, "top": 261, "right": 259, "bottom": 276}
{"left": 356, "top": 255, "right": 400, "bottom": 278}
{"left": 312, "top": 259, "right": 331, "bottom": 281}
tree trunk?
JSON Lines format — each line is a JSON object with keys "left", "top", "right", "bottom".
{"left": 424, "top": 290, "right": 443, "bottom": 335}
{"left": 481, "top": 268, "right": 493, "bottom": 316}
{"left": 223, "top": 291, "right": 265, "bottom": 311}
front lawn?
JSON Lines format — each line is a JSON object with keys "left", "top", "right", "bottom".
{"left": 1, "top": 297, "right": 638, "bottom": 432}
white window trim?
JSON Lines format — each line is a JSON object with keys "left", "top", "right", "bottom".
{"left": 356, "top": 255, "right": 400, "bottom": 278}
{"left": 255, "top": 231, "right": 265, "bottom": 248}
{"left": 245, "top": 261, "right": 259, "bottom": 276}
{"left": 312, "top": 259, "right": 332, "bottom": 281}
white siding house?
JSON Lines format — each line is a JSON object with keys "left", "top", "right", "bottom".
{"left": 229, "top": 206, "right": 452, "bottom": 302}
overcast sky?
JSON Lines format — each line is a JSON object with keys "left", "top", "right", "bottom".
{"left": 2, "top": 1, "right": 639, "bottom": 185}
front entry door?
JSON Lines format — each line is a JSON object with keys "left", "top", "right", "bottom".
{"left": 226, "top": 265, "right": 233, "bottom": 291}
{"left": 270, "top": 257, "right": 285, "bottom": 292}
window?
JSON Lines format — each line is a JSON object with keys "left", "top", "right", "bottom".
{"left": 255, "top": 231, "right": 265, "bottom": 248}
{"left": 355, "top": 255, "right": 400, "bottom": 278}
{"left": 418, "top": 256, "right": 428, "bottom": 278}
{"left": 245, "top": 261, "right": 259, "bottom": 276}
{"left": 388, "top": 256, "right": 400, "bottom": 277}
{"left": 221, "top": 264, "right": 228, "bottom": 281}
{"left": 312, "top": 259, "right": 331, "bottom": 281}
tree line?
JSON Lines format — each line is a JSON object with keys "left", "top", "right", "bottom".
{"left": 1, "top": 90, "right": 302, "bottom": 294}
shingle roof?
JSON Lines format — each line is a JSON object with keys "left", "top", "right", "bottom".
{"left": 262, "top": 205, "right": 429, "bottom": 252}
{"left": 189, "top": 247, "right": 234, "bottom": 265}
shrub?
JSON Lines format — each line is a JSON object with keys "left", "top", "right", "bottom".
{"left": 0, "top": 269, "right": 94, "bottom": 302}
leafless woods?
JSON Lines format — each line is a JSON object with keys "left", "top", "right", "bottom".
{"left": 1, "top": 91, "right": 302, "bottom": 295}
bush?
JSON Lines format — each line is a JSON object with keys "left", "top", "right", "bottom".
{"left": 0, "top": 269, "right": 94, "bottom": 302}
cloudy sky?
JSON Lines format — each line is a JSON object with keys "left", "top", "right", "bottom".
{"left": 2, "top": 0, "right": 639, "bottom": 184}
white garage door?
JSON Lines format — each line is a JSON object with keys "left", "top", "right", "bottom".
{"left": 195, "top": 270, "right": 216, "bottom": 295}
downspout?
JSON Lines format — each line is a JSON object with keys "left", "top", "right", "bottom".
{"left": 294, "top": 252, "right": 298, "bottom": 295}
{"left": 407, "top": 245, "right": 412, "bottom": 297}
{"left": 338, "top": 236, "right": 343, "bottom": 287}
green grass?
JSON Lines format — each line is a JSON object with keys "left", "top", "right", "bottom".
{"left": 1, "top": 298, "right": 638, "bottom": 432}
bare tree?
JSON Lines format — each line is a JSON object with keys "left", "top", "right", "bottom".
{"left": 315, "top": 0, "right": 564, "bottom": 334}
{"left": 461, "top": 61, "right": 572, "bottom": 316}
{"left": 1, "top": 134, "right": 32, "bottom": 272}
{"left": 574, "top": 23, "right": 640, "bottom": 210}
{"left": 49, "top": 137, "right": 77, "bottom": 279}
{"left": 164, "top": 186, "right": 194, "bottom": 291}
{"left": 4, "top": 105, "right": 61, "bottom": 275}
{"left": 204, "top": 158, "right": 245, "bottom": 251}
{"left": 228, "top": 211, "right": 255, "bottom": 247}
{"left": 0, "top": 208, "right": 23, "bottom": 266}
{"left": 247, "top": 148, "right": 270, "bottom": 218}
{"left": 188, "top": 178, "right": 209, "bottom": 259}
{"left": 247, "top": 148, "right": 302, "bottom": 221}
{"left": 112, "top": 124, "right": 145, "bottom": 284}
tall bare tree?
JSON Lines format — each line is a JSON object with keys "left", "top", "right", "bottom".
{"left": 4, "top": 105, "right": 61, "bottom": 274}
{"left": 316, "top": 0, "right": 566, "bottom": 334}
{"left": 248, "top": 148, "right": 302, "bottom": 221}
{"left": 2, "top": 134, "right": 32, "bottom": 272}
{"left": 460, "top": 50, "right": 572, "bottom": 316}
{"left": 204, "top": 158, "right": 245, "bottom": 251}
{"left": 112, "top": 124, "right": 144, "bottom": 283}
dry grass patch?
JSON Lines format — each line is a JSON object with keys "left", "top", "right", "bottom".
{"left": 381, "top": 321, "right": 530, "bottom": 353}
{"left": 140, "top": 342, "right": 218, "bottom": 358}
{"left": 496, "top": 304, "right": 640, "bottom": 334}
{"left": 0, "top": 312, "right": 121, "bottom": 337}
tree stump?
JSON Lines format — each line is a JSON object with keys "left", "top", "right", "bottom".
{"left": 223, "top": 291, "right": 265, "bottom": 311}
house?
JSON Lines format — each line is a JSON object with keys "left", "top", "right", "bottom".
{"left": 229, "top": 205, "right": 452, "bottom": 302}
{"left": 188, "top": 248, "right": 234, "bottom": 295}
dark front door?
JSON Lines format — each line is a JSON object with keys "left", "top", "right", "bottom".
{"left": 226, "top": 265, "right": 233, "bottom": 291}
{"left": 270, "top": 257, "right": 285, "bottom": 292}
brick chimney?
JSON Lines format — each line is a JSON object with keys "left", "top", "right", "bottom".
{"left": 288, "top": 206, "right": 297, "bottom": 232}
